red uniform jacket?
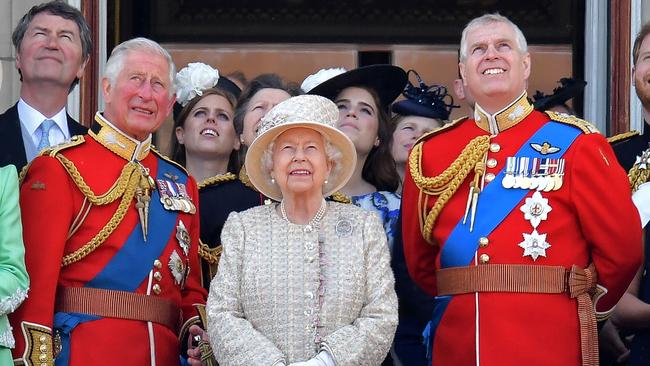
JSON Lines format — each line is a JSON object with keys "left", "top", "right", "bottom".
{"left": 10, "top": 115, "right": 207, "bottom": 366}
{"left": 402, "top": 98, "right": 642, "bottom": 366}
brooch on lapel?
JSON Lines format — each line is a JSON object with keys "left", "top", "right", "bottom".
{"left": 335, "top": 218, "right": 353, "bottom": 238}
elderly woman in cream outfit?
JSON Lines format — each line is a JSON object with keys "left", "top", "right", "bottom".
{"left": 207, "top": 95, "right": 397, "bottom": 365}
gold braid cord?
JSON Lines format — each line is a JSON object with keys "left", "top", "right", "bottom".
{"left": 628, "top": 148, "right": 650, "bottom": 192}
{"left": 409, "top": 135, "right": 490, "bottom": 243}
{"left": 629, "top": 164, "right": 650, "bottom": 193}
{"left": 329, "top": 191, "right": 352, "bottom": 204}
{"left": 57, "top": 156, "right": 148, "bottom": 267}
{"left": 198, "top": 240, "right": 222, "bottom": 264}
{"left": 198, "top": 172, "right": 237, "bottom": 189}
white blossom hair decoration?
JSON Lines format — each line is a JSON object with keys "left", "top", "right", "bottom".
{"left": 300, "top": 67, "right": 347, "bottom": 93}
{"left": 175, "top": 62, "right": 220, "bottom": 106}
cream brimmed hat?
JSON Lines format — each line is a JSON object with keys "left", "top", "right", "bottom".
{"left": 245, "top": 95, "right": 356, "bottom": 201}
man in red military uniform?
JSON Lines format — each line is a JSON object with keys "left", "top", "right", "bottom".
{"left": 401, "top": 13, "right": 642, "bottom": 366}
{"left": 10, "top": 37, "right": 207, "bottom": 366}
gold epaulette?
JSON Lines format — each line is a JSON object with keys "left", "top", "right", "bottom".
{"left": 198, "top": 172, "right": 237, "bottom": 189}
{"left": 545, "top": 111, "right": 599, "bottom": 134}
{"left": 151, "top": 147, "right": 189, "bottom": 175}
{"left": 329, "top": 191, "right": 352, "bottom": 204}
{"left": 42, "top": 135, "right": 86, "bottom": 157}
{"left": 238, "top": 166, "right": 258, "bottom": 191}
{"left": 19, "top": 136, "right": 86, "bottom": 184}
{"left": 607, "top": 130, "right": 640, "bottom": 145}
{"left": 413, "top": 116, "right": 468, "bottom": 146}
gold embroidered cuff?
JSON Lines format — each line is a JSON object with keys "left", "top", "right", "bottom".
{"left": 20, "top": 322, "right": 54, "bottom": 366}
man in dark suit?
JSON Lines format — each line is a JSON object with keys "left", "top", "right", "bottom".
{"left": 0, "top": 1, "right": 91, "bottom": 172}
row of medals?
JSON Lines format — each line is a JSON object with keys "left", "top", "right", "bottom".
{"left": 501, "top": 157, "right": 565, "bottom": 191}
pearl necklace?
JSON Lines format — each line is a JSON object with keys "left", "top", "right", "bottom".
{"left": 280, "top": 198, "right": 327, "bottom": 228}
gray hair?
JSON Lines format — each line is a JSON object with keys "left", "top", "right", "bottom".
{"left": 459, "top": 13, "right": 528, "bottom": 62}
{"left": 104, "top": 37, "right": 176, "bottom": 97}
{"left": 12, "top": 0, "right": 92, "bottom": 90}
{"left": 261, "top": 131, "right": 343, "bottom": 194}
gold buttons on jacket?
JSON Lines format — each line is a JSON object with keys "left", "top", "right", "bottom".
{"left": 487, "top": 158, "right": 498, "bottom": 169}
{"left": 490, "top": 143, "right": 501, "bottom": 153}
{"left": 153, "top": 271, "right": 162, "bottom": 281}
{"left": 478, "top": 237, "right": 489, "bottom": 248}
{"left": 152, "top": 284, "right": 161, "bottom": 295}
{"left": 153, "top": 260, "right": 162, "bottom": 269}
{"left": 485, "top": 173, "right": 495, "bottom": 183}
{"left": 479, "top": 254, "right": 490, "bottom": 264}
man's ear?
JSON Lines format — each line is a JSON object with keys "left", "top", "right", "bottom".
{"left": 459, "top": 62, "right": 468, "bottom": 86}
{"left": 101, "top": 77, "right": 111, "bottom": 101}
{"left": 522, "top": 52, "right": 531, "bottom": 80}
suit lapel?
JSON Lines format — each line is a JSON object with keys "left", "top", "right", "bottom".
{"left": 0, "top": 104, "right": 28, "bottom": 171}
{"left": 66, "top": 113, "right": 88, "bottom": 136}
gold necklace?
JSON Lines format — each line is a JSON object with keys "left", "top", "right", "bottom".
{"left": 280, "top": 198, "right": 327, "bottom": 228}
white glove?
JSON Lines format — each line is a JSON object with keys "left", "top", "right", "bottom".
{"left": 289, "top": 351, "right": 335, "bottom": 366}
{"left": 632, "top": 181, "right": 650, "bottom": 228}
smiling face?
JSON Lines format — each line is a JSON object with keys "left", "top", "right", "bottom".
{"left": 102, "top": 49, "right": 175, "bottom": 141}
{"left": 391, "top": 115, "right": 442, "bottom": 165}
{"left": 271, "top": 127, "right": 332, "bottom": 199}
{"left": 241, "top": 88, "right": 291, "bottom": 146}
{"left": 16, "top": 12, "right": 87, "bottom": 89}
{"left": 459, "top": 21, "right": 530, "bottom": 112}
{"left": 335, "top": 87, "right": 380, "bottom": 156}
{"left": 175, "top": 93, "right": 239, "bottom": 159}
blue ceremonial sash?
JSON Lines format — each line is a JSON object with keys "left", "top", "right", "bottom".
{"left": 425, "top": 120, "right": 581, "bottom": 365}
{"left": 440, "top": 121, "right": 581, "bottom": 267}
{"left": 54, "top": 157, "right": 186, "bottom": 366}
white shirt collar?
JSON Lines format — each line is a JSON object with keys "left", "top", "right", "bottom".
{"left": 17, "top": 98, "right": 69, "bottom": 138}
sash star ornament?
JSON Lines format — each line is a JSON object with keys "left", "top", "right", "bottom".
{"left": 518, "top": 230, "right": 551, "bottom": 261}
{"left": 519, "top": 191, "right": 552, "bottom": 228}
{"left": 176, "top": 220, "right": 190, "bottom": 256}
{"left": 634, "top": 149, "right": 650, "bottom": 170}
{"left": 168, "top": 250, "right": 186, "bottom": 285}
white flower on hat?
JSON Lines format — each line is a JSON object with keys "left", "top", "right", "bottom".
{"left": 175, "top": 62, "right": 220, "bottom": 106}
{"left": 301, "top": 67, "right": 347, "bottom": 93}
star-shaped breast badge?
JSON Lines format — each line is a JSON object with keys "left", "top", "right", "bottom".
{"left": 518, "top": 230, "right": 551, "bottom": 261}
{"left": 519, "top": 191, "right": 552, "bottom": 228}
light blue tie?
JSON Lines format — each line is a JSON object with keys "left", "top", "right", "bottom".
{"left": 37, "top": 119, "right": 55, "bottom": 151}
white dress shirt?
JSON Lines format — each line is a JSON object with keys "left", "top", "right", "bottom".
{"left": 18, "top": 98, "right": 70, "bottom": 163}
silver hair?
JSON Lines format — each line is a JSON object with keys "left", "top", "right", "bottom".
{"left": 104, "top": 37, "right": 176, "bottom": 97}
{"left": 459, "top": 13, "right": 528, "bottom": 62}
{"left": 261, "top": 131, "right": 343, "bottom": 194}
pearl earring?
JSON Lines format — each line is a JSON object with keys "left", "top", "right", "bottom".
{"left": 271, "top": 177, "right": 276, "bottom": 184}
{"left": 324, "top": 179, "right": 329, "bottom": 185}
